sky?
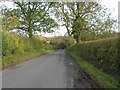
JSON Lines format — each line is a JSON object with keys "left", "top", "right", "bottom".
{"left": 0, "top": 0, "right": 120, "bottom": 36}
{"left": 100, "top": 0, "right": 119, "bottom": 18}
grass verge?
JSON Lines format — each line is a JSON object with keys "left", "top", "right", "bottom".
{"left": 1, "top": 49, "right": 53, "bottom": 70}
{"left": 66, "top": 51, "right": 119, "bottom": 88}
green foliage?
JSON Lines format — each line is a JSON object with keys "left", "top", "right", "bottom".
{"left": 3, "top": 32, "right": 29, "bottom": 56}
{"left": 67, "top": 37, "right": 120, "bottom": 82}
{"left": 0, "top": 18, "right": 2, "bottom": 25}
{"left": 80, "top": 32, "right": 117, "bottom": 41}
{"left": 48, "top": 36, "right": 75, "bottom": 49}
{"left": 2, "top": 32, "right": 54, "bottom": 67}
{"left": 2, "top": 12, "right": 20, "bottom": 31}
{"left": 54, "top": 2, "right": 117, "bottom": 43}
{"left": 11, "top": 2, "right": 58, "bottom": 38}
{"left": 2, "top": 32, "right": 52, "bottom": 57}
{"left": 66, "top": 51, "right": 119, "bottom": 88}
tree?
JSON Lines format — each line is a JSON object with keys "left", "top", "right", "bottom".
{"left": 51, "top": 2, "right": 73, "bottom": 36}
{"left": 11, "top": 2, "right": 58, "bottom": 38}
{"left": 67, "top": 2, "right": 102, "bottom": 43}
{"left": 60, "top": 3, "right": 72, "bottom": 36}
{"left": 55, "top": 2, "right": 117, "bottom": 43}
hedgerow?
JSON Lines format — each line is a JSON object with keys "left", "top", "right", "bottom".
{"left": 67, "top": 37, "right": 119, "bottom": 80}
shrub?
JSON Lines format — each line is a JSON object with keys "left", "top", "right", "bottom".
{"left": 2, "top": 32, "right": 51, "bottom": 57}
{"left": 67, "top": 37, "right": 119, "bottom": 78}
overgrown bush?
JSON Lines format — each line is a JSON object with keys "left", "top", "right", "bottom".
{"left": 2, "top": 32, "right": 51, "bottom": 57}
{"left": 2, "top": 32, "right": 25, "bottom": 56}
{"left": 48, "top": 36, "right": 75, "bottom": 49}
{"left": 67, "top": 37, "right": 119, "bottom": 78}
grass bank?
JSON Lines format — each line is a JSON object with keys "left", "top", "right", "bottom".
{"left": 66, "top": 49, "right": 119, "bottom": 88}
{"left": 1, "top": 49, "right": 53, "bottom": 70}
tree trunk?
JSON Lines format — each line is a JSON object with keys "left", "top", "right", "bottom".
{"left": 28, "top": 2, "right": 33, "bottom": 38}
{"left": 66, "top": 27, "right": 71, "bottom": 36}
{"left": 28, "top": 29, "right": 33, "bottom": 38}
{"left": 28, "top": 24, "right": 33, "bottom": 38}
{"left": 76, "top": 34, "right": 80, "bottom": 43}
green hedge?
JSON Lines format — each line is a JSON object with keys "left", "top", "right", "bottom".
{"left": 67, "top": 38, "right": 119, "bottom": 80}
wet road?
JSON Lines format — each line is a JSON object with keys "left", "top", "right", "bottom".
{"left": 2, "top": 50, "right": 92, "bottom": 88}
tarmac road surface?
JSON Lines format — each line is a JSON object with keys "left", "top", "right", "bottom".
{"left": 2, "top": 50, "right": 98, "bottom": 88}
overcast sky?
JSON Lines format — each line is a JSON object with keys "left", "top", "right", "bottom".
{"left": 101, "top": 0, "right": 119, "bottom": 18}
{"left": 0, "top": 0, "right": 120, "bottom": 36}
